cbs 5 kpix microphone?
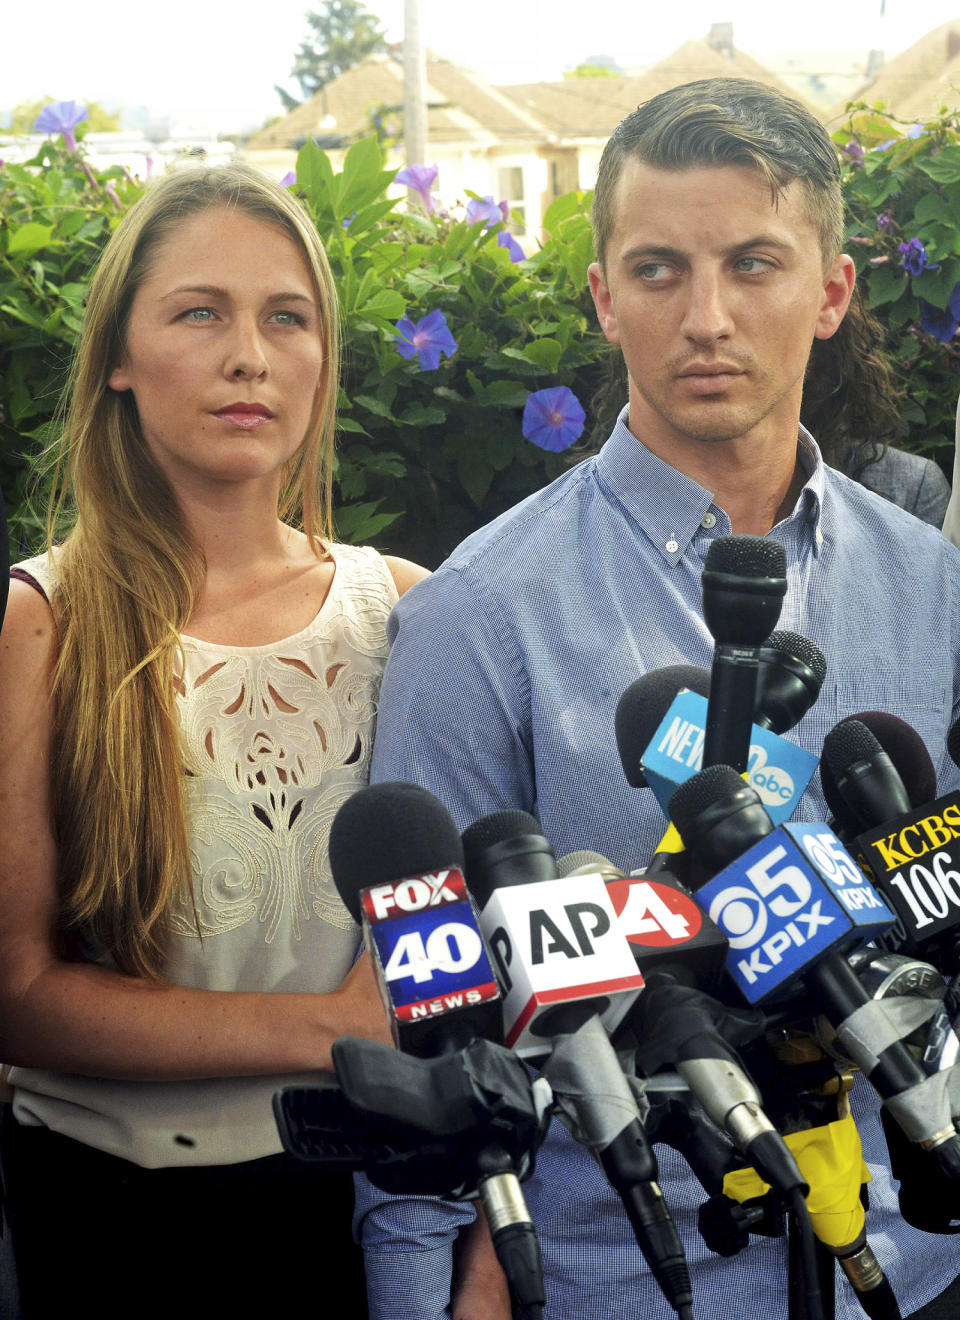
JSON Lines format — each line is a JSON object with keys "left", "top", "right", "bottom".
{"left": 328, "top": 782, "right": 546, "bottom": 1319}
{"left": 670, "top": 765, "right": 960, "bottom": 1183}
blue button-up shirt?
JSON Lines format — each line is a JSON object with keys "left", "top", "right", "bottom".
{"left": 360, "top": 414, "right": 960, "bottom": 1319}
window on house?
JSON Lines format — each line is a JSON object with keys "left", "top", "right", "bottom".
{"left": 497, "top": 165, "right": 526, "bottom": 233}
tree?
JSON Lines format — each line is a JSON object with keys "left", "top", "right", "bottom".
{"left": 278, "top": 1, "right": 388, "bottom": 107}
{"left": 8, "top": 96, "right": 121, "bottom": 133}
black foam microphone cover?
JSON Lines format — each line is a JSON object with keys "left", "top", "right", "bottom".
{"left": 754, "top": 631, "right": 826, "bottom": 734}
{"left": 615, "top": 664, "right": 712, "bottom": 788}
{"left": 328, "top": 780, "right": 465, "bottom": 922}
{"left": 701, "top": 535, "right": 787, "bottom": 647}
{"left": 821, "top": 713, "right": 935, "bottom": 832}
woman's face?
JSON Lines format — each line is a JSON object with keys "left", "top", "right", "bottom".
{"left": 108, "top": 205, "right": 325, "bottom": 500}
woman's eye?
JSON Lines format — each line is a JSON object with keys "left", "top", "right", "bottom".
{"left": 270, "top": 309, "right": 306, "bottom": 326}
{"left": 184, "top": 307, "right": 216, "bottom": 322}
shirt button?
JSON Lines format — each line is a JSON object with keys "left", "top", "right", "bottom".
{"left": 666, "top": 538, "right": 679, "bottom": 554}
{"left": 701, "top": 512, "right": 717, "bottom": 529}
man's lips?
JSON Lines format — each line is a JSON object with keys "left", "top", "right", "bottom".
{"left": 676, "top": 365, "right": 745, "bottom": 395}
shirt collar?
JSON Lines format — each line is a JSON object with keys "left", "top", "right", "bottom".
{"left": 594, "top": 407, "right": 826, "bottom": 565}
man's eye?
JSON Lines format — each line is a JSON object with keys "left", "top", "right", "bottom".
{"left": 637, "top": 262, "right": 673, "bottom": 282}
{"left": 735, "top": 257, "right": 771, "bottom": 274}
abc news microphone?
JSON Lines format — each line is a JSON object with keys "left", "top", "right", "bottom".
{"left": 668, "top": 765, "right": 960, "bottom": 1188}
{"left": 326, "top": 781, "right": 547, "bottom": 1320}
{"left": 462, "top": 810, "right": 694, "bottom": 1320}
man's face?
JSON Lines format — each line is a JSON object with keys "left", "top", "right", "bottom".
{"left": 589, "top": 160, "right": 853, "bottom": 460}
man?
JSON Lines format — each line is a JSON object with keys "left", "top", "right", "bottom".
{"left": 359, "top": 79, "right": 960, "bottom": 1319}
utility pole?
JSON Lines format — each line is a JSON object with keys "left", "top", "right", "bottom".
{"left": 404, "top": 0, "right": 427, "bottom": 166}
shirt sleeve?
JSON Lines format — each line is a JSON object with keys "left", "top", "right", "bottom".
{"left": 360, "top": 564, "right": 531, "bottom": 1313}
{"left": 370, "top": 562, "right": 535, "bottom": 828}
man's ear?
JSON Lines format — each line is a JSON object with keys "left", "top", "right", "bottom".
{"left": 814, "top": 254, "right": 856, "bottom": 341}
{"left": 588, "top": 262, "right": 621, "bottom": 345}
{"left": 108, "top": 362, "right": 132, "bottom": 392}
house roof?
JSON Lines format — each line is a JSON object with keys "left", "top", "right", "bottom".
{"left": 249, "top": 38, "right": 812, "bottom": 154}
{"left": 248, "top": 50, "right": 551, "bottom": 152}
{"left": 505, "top": 41, "right": 814, "bottom": 138}
{"left": 831, "top": 19, "right": 960, "bottom": 119}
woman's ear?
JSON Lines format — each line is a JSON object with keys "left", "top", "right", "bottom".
{"left": 108, "top": 363, "right": 131, "bottom": 392}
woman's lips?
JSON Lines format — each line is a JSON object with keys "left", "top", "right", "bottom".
{"left": 212, "top": 403, "right": 274, "bottom": 428}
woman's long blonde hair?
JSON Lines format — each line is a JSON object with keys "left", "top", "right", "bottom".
{"left": 46, "top": 162, "right": 340, "bottom": 977}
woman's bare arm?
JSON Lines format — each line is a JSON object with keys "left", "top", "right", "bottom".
{"left": 0, "top": 579, "right": 389, "bottom": 1080}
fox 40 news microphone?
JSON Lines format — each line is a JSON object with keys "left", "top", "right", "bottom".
{"left": 556, "top": 851, "right": 809, "bottom": 1207}
{"left": 327, "top": 782, "right": 546, "bottom": 1319}
{"left": 701, "top": 534, "right": 788, "bottom": 773}
{"left": 463, "top": 811, "right": 694, "bottom": 1320}
{"left": 669, "top": 765, "right": 960, "bottom": 1186}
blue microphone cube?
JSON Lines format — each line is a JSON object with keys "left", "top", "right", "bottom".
{"left": 642, "top": 689, "right": 818, "bottom": 826}
{"left": 694, "top": 823, "right": 896, "bottom": 1004}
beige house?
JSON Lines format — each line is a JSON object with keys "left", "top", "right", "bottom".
{"left": 245, "top": 34, "right": 804, "bottom": 240}
{"left": 829, "top": 19, "right": 960, "bottom": 122}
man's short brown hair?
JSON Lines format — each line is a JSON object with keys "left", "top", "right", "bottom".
{"left": 592, "top": 78, "right": 844, "bottom": 270}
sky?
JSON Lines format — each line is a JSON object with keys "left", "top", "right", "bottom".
{"left": 2, "top": 0, "right": 959, "bottom": 135}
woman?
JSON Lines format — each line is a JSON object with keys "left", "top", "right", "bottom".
{"left": 0, "top": 162, "right": 426, "bottom": 1317}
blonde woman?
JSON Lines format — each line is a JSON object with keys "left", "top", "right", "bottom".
{"left": 0, "top": 163, "right": 425, "bottom": 1317}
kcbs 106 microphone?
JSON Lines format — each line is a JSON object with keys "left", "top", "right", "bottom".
{"left": 327, "top": 782, "right": 546, "bottom": 1319}
{"left": 701, "top": 534, "right": 787, "bottom": 773}
{"left": 464, "top": 812, "right": 693, "bottom": 1320}
{"left": 669, "top": 766, "right": 960, "bottom": 1185}
{"left": 822, "top": 717, "right": 960, "bottom": 973}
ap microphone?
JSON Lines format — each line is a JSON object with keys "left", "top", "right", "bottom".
{"left": 701, "top": 535, "right": 787, "bottom": 773}
{"left": 464, "top": 812, "right": 693, "bottom": 1320}
{"left": 669, "top": 766, "right": 960, "bottom": 1184}
{"left": 328, "top": 782, "right": 546, "bottom": 1318}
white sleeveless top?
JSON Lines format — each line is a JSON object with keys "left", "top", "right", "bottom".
{"left": 9, "top": 541, "right": 398, "bottom": 1167}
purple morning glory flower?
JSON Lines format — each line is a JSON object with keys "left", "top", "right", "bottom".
{"left": 906, "top": 123, "right": 925, "bottom": 139}
{"left": 33, "top": 100, "right": 88, "bottom": 153}
{"left": 919, "top": 282, "right": 960, "bottom": 343}
{"left": 498, "top": 199, "right": 510, "bottom": 223}
{"left": 396, "top": 163, "right": 438, "bottom": 213}
{"left": 280, "top": 170, "right": 296, "bottom": 188}
{"left": 898, "top": 238, "right": 931, "bottom": 276}
{"left": 875, "top": 139, "right": 897, "bottom": 152}
{"left": 842, "top": 140, "right": 864, "bottom": 164}
{"left": 465, "top": 195, "right": 503, "bottom": 229}
{"left": 876, "top": 213, "right": 895, "bottom": 233}
{"left": 394, "top": 308, "right": 458, "bottom": 371}
{"left": 522, "top": 386, "right": 586, "bottom": 452}
{"left": 497, "top": 231, "right": 525, "bottom": 263}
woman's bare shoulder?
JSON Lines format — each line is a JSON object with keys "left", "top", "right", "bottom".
{"left": 382, "top": 555, "right": 430, "bottom": 598}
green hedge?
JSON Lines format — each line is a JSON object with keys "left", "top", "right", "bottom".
{"left": 2, "top": 102, "right": 958, "bottom": 568}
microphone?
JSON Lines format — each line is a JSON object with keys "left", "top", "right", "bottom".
{"left": 464, "top": 811, "right": 693, "bottom": 1320}
{"left": 669, "top": 766, "right": 960, "bottom": 1183}
{"left": 701, "top": 534, "right": 787, "bottom": 772}
{"left": 822, "top": 717, "right": 960, "bottom": 969}
{"left": 615, "top": 665, "right": 712, "bottom": 789}
{"left": 328, "top": 782, "right": 546, "bottom": 1318}
{"left": 753, "top": 631, "right": 827, "bottom": 735}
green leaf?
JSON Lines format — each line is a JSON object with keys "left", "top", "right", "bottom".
{"left": 7, "top": 223, "right": 58, "bottom": 256}
{"left": 520, "top": 339, "right": 564, "bottom": 373}
{"left": 458, "top": 450, "right": 495, "bottom": 507}
{"left": 913, "top": 195, "right": 957, "bottom": 226}
{"left": 918, "top": 148, "right": 960, "bottom": 184}
{"left": 398, "top": 402, "right": 446, "bottom": 426}
{"left": 357, "top": 289, "right": 406, "bottom": 320}
{"left": 865, "top": 264, "right": 907, "bottom": 308}
{"left": 353, "top": 393, "right": 397, "bottom": 421}
{"left": 334, "top": 499, "right": 400, "bottom": 544}
{"left": 296, "top": 140, "right": 339, "bottom": 209}
{"left": 336, "top": 417, "right": 371, "bottom": 436}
